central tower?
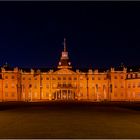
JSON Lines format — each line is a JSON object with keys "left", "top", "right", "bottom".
{"left": 58, "top": 38, "right": 72, "bottom": 69}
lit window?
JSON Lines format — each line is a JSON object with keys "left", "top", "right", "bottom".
{"left": 132, "top": 74, "right": 135, "bottom": 78}
{"left": 128, "top": 74, "right": 131, "bottom": 78}
{"left": 11, "top": 83, "right": 14, "bottom": 88}
{"left": 52, "top": 83, "right": 56, "bottom": 88}
{"left": 138, "top": 73, "right": 140, "bottom": 78}
{"left": 80, "top": 76, "right": 83, "bottom": 80}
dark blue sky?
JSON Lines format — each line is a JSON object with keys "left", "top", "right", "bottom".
{"left": 0, "top": 2, "right": 140, "bottom": 69}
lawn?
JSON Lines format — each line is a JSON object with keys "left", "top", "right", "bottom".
{"left": 0, "top": 101, "right": 140, "bottom": 138}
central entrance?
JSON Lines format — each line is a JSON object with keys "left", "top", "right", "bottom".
{"left": 54, "top": 90, "right": 75, "bottom": 100}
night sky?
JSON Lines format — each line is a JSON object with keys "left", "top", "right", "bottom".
{"left": 0, "top": 2, "right": 140, "bottom": 69}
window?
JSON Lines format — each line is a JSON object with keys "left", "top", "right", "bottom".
{"left": 52, "top": 83, "right": 56, "bottom": 88}
{"left": 115, "top": 85, "right": 117, "bottom": 88}
{"left": 121, "top": 83, "right": 124, "bottom": 88}
{"left": 58, "top": 77, "right": 61, "bottom": 80}
{"left": 103, "top": 85, "right": 106, "bottom": 90}
{"left": 128, "top": 74, "right": 131, "bottom": 78}
{"left": 5, "top": 76, "right": 8, "bottom": 79}
{"left": 11, "top": 83, "right": 14, "bottom": 88}
{"left": 5, "top": 83, "right": 8, "bottom": 88}
{"left": 80, "top": 83, "right": 83, "bottom": 88}
{"left": 29, "top": 84, "right": 32, "bottom": 88}
{"left": 138, "top": 83, "right": 140, "bottom": 88}
{"left": 80, "top": 76, "right": 83, "bottom": 80}
{"left": 46, "top": 77, "right": 49, "bottom": 80}
{"left": 128, "top": 84, "right": 131, "bottom": 88}
{"left": 132, "top": 74, "right": 135, "bottom": 78}
{"left": 11, "top": 92, "right": 15, "bottom": 97}
{"left": 92, "top": 77, "right": 94, "bottom": 80}
{"left": 11, "top": 76, "right": 14, "bottom": 79}
{"left": 63, "top": 77, "right": 66, "bottom": 80}
{"left": 110, "top": 84, "right": 112, "bottom": 93}
{"left": 63, "top": 83, "right": 66, "bottom": 87}
{"left": 68, "top": 77, "right": 72, "bottom": 80}
{"left": 46, "top": 92, "right": 49, "bottom": 97}
{"left": 41, "top": 77, "right": 43, "bottom": 80}
{"left": 114, "top": 76, "right": 117, "bottom": 79}
{"left": 98, "top": 77, "right": 100, "bottom": 80}
{"left": 29, "top": 77, "right": 31, "bottom": 80}
{"left": 74, "top": 77, "right": 77, "bottom": 80}
{"left": 23, "top": 77, "right": 25, "bottom": 80}
{"left": 121, "top": 76, "right": 123, "bottom": 79}
{"left": 114, "top": 93, "right": 117, "bottom": 97}
{"left": 96, "top": 84, "right": 98, "bottom": 92}
{"left": 34, "top": 84, "right": 37, "bottom": 89}
{"left": 34, "top": 77, "right": 37, "bottom": 80}
{"left": 52, "top": 77, "right": 56, "bottom": 80}
{"left": 73, "top": 82, "right": 77, "bottom": 87}
{"left": 138, "top": 73, "right": 140, "bottom": 78}
{"left": 46, "top": 84, "right": 49, "bottom": 88}
{"left": 34, "top": 92, "right": 37, "bottom": 98}
{"left": 133, "top": 83, "right": 135, "bottom": 88}
{"left": 5, "top": 92, "right": 8, "bottom": 97}
{"left": 104, "top": 77, "right": 107, "bottom": 80}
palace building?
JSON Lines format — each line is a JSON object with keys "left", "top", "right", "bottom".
{"left": 0, "top": 38, "right": 140, "bottom": 102}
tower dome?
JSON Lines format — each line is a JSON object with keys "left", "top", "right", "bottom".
{"left": 58, "top": 38, "right": 72, "bottom": 69}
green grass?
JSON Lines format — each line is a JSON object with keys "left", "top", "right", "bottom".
{"left": 0, "top": 101, "right": 140, "bottom": 138}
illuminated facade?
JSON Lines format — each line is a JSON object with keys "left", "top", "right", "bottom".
{"left": 0, "top": 38, "right": 140, "bottom": 102}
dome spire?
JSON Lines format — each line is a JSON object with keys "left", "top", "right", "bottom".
{"left": 64, "top": 38, "right": 66, "bottom": 52}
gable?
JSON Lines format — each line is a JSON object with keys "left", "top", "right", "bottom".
{"left": 53, "top": 69, "right": 76, "bottom": 75}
